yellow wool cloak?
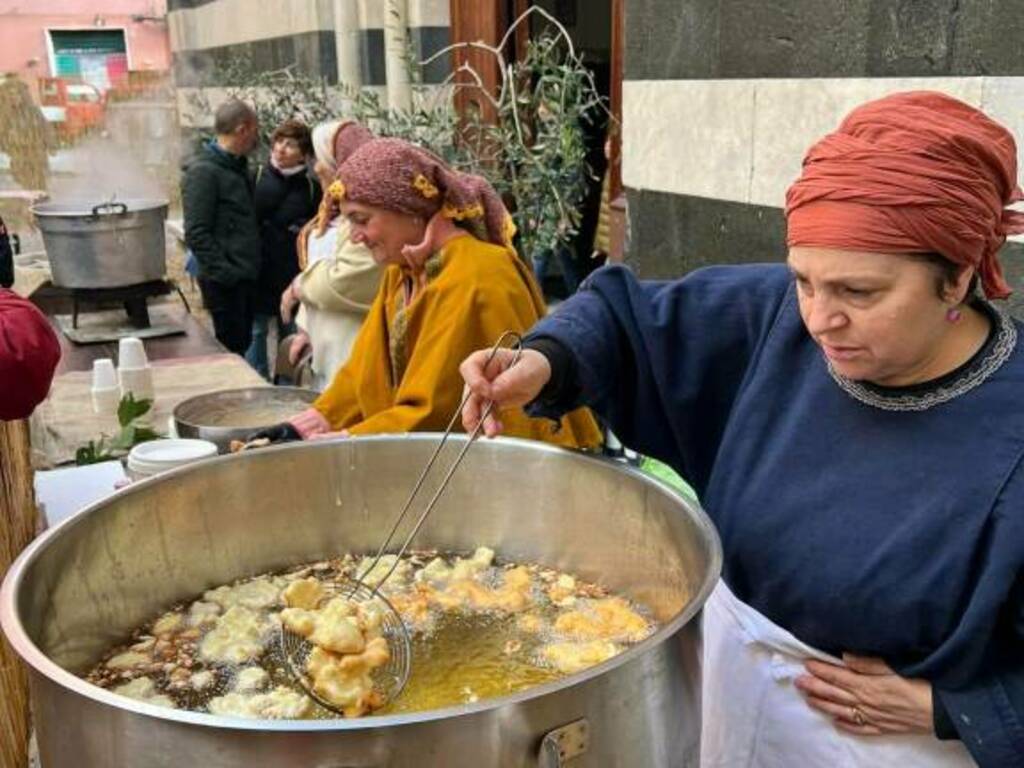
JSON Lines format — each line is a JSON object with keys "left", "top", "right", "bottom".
{"left": 313, "top": 234, "right": 602, "bottom": 449}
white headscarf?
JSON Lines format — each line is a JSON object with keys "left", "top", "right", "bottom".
{"left": 311, "top": 120, "right": 343, "bottom": 173}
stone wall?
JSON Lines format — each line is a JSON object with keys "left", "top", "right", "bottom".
{"left": 622, "top": 0, "right": 1024, "bottom": 317}
{"left": 167, "top": 0, "right": 451, "bottom": 122}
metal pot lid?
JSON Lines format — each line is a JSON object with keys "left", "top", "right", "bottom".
{"left": 32, "top": 198, "right": 169, "bottom": 216}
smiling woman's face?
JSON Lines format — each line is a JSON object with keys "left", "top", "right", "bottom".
{"left": 341, "top": 201, "right": 425, "bottom": 266}
{"left": 787, "top": 247, "right": 974, "bottom": 386}
{"left": 271, "top": 137, "right": 305, "bottom": 169}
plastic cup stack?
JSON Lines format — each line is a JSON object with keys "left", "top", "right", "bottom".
{"left": 91, "top": 358, "right": 120, "bottom": 417}
{"left": 117, "top": 337, "right": 155, "bottom": 403}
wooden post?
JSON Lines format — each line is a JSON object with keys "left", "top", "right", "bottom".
{"left": 607, "top": 0, "right": 627, "bottom": 262}
{"left": 513, "top": 0, "right": 531, "bottom": 61}
{"left": 609, "top": 0, "right": 624, "bottom": 200}
{"left": 0, "top": 419, "right": 36, "bottom": 768}
{"left": 448, "top": 0, "right": 508, "bottom": 123}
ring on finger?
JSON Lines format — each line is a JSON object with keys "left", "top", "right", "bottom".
{"left": 851, "top": 706, "right": 866, "bottom": 727}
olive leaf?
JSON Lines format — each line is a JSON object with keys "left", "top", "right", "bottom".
{"left": 75, "top": 394, "right": 159, "bottom": 466}
{"left": 117, "top": 392, "right": 152, "bottom": 427}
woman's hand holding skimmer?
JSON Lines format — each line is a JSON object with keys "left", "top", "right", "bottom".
{"left": 460, "top": 348, "right": 552, "bottom": 438}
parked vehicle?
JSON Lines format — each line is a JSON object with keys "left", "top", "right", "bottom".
{"left": 38, "top": 78, "right": 106, "bottom": 142}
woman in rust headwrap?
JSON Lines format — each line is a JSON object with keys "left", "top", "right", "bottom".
{"left": 254, "top": 137, "right": 601, "bottom": 449}
{"left": 459, "top": 91, "right": 1024, "bottom": 767}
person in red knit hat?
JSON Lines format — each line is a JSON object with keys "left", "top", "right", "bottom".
{"left": 0, "top": 288, "right": 60, "bottom": 421}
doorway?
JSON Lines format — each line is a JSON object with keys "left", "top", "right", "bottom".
{"left": 448, "top": 0, "right": 623, "bottom": 297}
{"left": 520, "top": 0, "right": 616, "bottom": 296}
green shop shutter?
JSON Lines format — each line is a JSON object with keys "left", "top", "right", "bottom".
{"left": 54, "top": 54, "right": 81, "bottom": 77}
{"left": 49, "top": 30, "right": 127, "bottom": 56}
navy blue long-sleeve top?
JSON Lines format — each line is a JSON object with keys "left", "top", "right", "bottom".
{"left": 526, "top": 263, "right": 1024, "bottom": 767}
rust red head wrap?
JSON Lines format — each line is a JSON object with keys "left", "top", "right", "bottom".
{"left": 311, "top": 120, "right": 374, "bottom": 237}
{"left": 332, "top": 137, "right": 515, "bottom": 249}
{"left": 333, "top": 120, "right": 373, "bottom": 168}
{"left": 785, "top": 90, "right": 1024, "bottom": 299}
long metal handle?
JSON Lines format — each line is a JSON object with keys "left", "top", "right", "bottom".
{"left": 354, "top": 331, "right": 523, "bottom": 596}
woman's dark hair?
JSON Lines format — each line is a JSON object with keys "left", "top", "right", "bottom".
{"left": 913, "top": 252, "right": 979, "bottom": 302}
{"left": 271, "top": 120, "right": 314, "bottom": 157}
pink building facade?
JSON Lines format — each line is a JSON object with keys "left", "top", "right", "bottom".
{"left": 0, "top": 0, "right": 170, "bottom": 96}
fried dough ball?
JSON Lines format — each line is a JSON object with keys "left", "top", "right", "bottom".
{"left": 516, "top": 612, "right": 546, "bottom": 634}
{"left": 305, "top": 640, "right": 389, "bottom": 716}
{"left": 282, "top": 577, "right": 325, "bottom": 610}
{"left": 152, "top": 612, "right": 184, "bottom": 636}
{"left": 540, "top": 640, "right": 620, "bottom": 674}
{"left": 449, "top": 547, "right": 495, "bottom": 581}
{"left": 207, "top": 686, "right": 311, "bottom": 719}
{"left": 281, "top": 598, "right": 365, "bottom": 655}
{"left": 105, "top": 650, "right": 149, "bottom": 670}
{"left": 233, "top": 667, "right": 269, "bottom": 692}
{"left": 356, "top": 555, "right": 412, "bottom": 588}
{"left": 387, "top": 586, "right": 435, "bottom": 629}
{"left": 547, "top": 574, "right": 577, "bottom": 606}
{"left": 282, "top": 593, "right": 392, "bottom": 717}
{"left": 199, "top": 606, "right": 272, "bottom": 664}
{"left": 112, "top": 676, "right": 177, "bottom": 708}
{"left": 415, "top": 557, "right": 453, "bottom": 584}
{"left": 423, "top": 565, "right": 534, "bottom": 613}
{"left": 553, "top": 597, "right": 650, "bottom": 643}
{"left": 204, "top": 576, "right": 285, "bottom": 611}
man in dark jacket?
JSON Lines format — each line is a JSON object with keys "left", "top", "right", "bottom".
{"left": 182, "top": 100, "right": 261, "bottom": 354}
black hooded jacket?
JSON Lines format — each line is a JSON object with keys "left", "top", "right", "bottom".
{"left": 182, "top": 141, "right": 261, "bottom": 285}
{"left": 252, "top": 162, "right": 321, "bottom": 315}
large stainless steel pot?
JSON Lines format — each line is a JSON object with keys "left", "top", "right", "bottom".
{"left": 173, "top": 386, "right": 320, "bottom": 452}
{"left": 1, "top": 436, "right": 721, "bottom": 768}
{"left": 32, "top": 198, "right": 168, "bottom": 288}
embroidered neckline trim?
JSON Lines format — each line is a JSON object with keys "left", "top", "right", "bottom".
{"left": 827, "top": 303, "right": 1018, "bottom": 412}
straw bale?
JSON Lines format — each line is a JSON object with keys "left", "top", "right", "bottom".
{"left": 0, "top": 419, "right": 37, "bottom": 768}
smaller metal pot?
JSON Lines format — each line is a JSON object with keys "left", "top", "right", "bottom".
{"left": 32, "top": 199, "right": 168, "bottom": 289}
{"left": 172, "top": 386, "right": 319, "bottom": 452}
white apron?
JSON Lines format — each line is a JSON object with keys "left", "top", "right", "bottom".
{"left": 700, "top": 580, "right": 975, "bottom": 767}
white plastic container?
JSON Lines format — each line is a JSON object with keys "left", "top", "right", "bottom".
{"left": 118, "top": 337, "right": 148, "bottom": 369}
{"left": 126, "top": 439, "right": 218, "bottom": 481}
{"left": 117, "top": 337, "right": 154, "bottom": 400}
{"left": 90, "top": 358, "right": 120, "bottom": 417}
{"left": 117, "top": 337, "right": 155, "bottom": 424}
{"left": 118, "top": 366, "right": 155, "bottom": 402}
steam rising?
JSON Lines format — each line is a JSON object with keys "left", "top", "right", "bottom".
{"left": 48, "top": 136, "right": 168, "bottom": 203}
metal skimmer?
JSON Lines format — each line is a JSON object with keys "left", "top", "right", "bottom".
{"left": 279, "top": 581, "right": 411, "bottom": 714}
{"left": 280, "top": 331, "right": 524, "bottom": 715}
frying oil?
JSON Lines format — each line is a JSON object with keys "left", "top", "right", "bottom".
{"left": 252, "top": 600, "right": 565, "bottom": 719}
{"left": 374, "top": 611, "right": 562, "bottom": 715}
{"left": 85, "top": 555, "right": 654, "bottom": 720}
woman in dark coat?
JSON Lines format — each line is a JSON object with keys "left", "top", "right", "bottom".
{"left": 461, "top": 91, "right": 1024, "bottom": 767}
{"left": 245, "top": 120, "right": 322, "bottom": 379}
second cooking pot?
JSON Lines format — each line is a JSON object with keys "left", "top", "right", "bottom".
{"left": 32, "top": 199, "right": 168, "bottom": 289}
